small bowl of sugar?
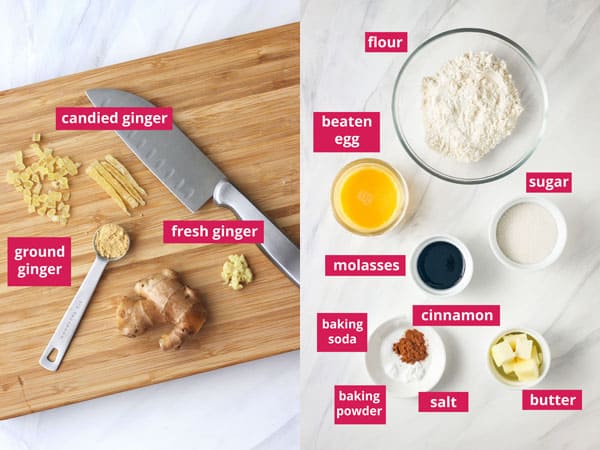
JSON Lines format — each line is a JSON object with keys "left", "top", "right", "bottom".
{"left": 490, "top": 197, "right": 567, "bottom": 270}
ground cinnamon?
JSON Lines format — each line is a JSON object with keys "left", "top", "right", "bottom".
{"left": 393, "top": 328, "right": 428, "bottom": 364}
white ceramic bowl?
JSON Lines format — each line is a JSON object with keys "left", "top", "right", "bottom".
{"left": 487, "top": 327, "right": 551, "bottom": 388}
{"left": 365, "top": 316, "right": 446, "bottom": 398}
{"left": 410, "top": 235, "right": 473, "bottom": 297}
{"left": 489, "top": 196, "right": 567, "bottom": 270}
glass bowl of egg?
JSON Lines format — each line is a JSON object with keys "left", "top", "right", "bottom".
{"left": 392, "top": 28, "right": 548, "bottom": 184}
{"left": 331, "top": 158, "right": 409, "bottom": 235}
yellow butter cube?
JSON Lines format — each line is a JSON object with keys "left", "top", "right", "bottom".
{"left": 491, "top": 340, "right": 515, "bottom": 367}
{"left": 514, "top": 358, "right": 539, "bottom": 382}
{"left": 503, "top": 333, "right": 528, "bottom": 351}
{"left": 516, "top": 338, "right": 533, "bottom": 360}
{"left": 502, "top": 360, "right": 518, "bottom": 374}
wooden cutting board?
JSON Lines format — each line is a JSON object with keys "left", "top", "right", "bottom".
{"left": 0, "top": 23, "right": 299, "bottom": 419}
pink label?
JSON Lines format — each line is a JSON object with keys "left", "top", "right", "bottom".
{"left": 522, "top": 390, "right": 582, "bottom": 410}
{"left": 317, "top": 313, "right": 367, "bottom": 352}
{"left": 526, "top": 172, "right": 572, "bottom": 193}
{"left": 334, "top": 385, "right": 386, "bottom": 424}
{"left": 163, "top": 220, "right": 264, "bottom": 244}
{"left": 313, "top": 112, "right": 380, "bottom": 152}
{"left": 419, "top": 392, "right": 469, "bottom": 412}
{"left": 56, "top": 107, "right": 173, "bottom": 130}
{"left": 7, "top": 237, "right": 71, "bottom": 286}
{"left": 325, "top": 255, "right": 405, "bottom": 276}
{"left": 365, "top": 32, "right": 408, "bottom": 52}
{"left": 412, "top": 305, "right": 500, "bottom": 326}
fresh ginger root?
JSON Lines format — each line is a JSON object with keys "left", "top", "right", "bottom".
{"left": 116, "top": 269, "right": 207, "bottom": 350}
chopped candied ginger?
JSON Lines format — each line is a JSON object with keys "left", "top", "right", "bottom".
{"left": 5, "top": 133, "right": 79, "bottom": 224}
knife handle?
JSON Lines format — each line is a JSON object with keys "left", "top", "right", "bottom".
{"left": 213, "top": 179, "right": 300, "bottom": 286}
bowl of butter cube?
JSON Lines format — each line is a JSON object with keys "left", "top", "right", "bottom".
{"left": 488, "top": 328, "right": 550, "bottom": 388}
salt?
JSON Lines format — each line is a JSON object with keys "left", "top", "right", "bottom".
{"left": 496, "top": 203, "right": 558, "bottom": 264}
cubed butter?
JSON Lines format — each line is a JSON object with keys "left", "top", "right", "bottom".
{"left": 531, "top": 347, "right": 540, "bottom": 364}
{"left": 502, "top": 359, "right": 518, "bottom": 374}
{"left": 503, "top": 333, "right": 528, "bottom": 351}
{"left": 514, "top": 358, "right": 539, "bottom": 382}
{"left": 491, "top": 340, "right": 514, "bottom": 367}
{"left": 516, "top": 338, "right": 533, "bottom": 360}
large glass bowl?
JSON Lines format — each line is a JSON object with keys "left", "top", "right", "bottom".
{"left": 392, "top": 28, "right": 548, "bottom": 184}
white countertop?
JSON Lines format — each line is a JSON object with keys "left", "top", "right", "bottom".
{"left": 301, "top": 0, "right": 600, "bottom": 448}
{"left": 0, "top": 1, "right": 299, "bottom": 449}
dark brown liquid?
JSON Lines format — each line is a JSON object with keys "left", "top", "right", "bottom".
{"left": 417, "top": 241, "right": 464, "bottom": 290}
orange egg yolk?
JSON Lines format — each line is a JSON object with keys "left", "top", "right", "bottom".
{"left": 339, "top": 167, "right": 400, "bottom": 230}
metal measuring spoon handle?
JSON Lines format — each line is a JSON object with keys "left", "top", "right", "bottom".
{"left": 39, "top": 255, "right": 109, "bottom": 371}
{"left": 39, "top": 224, "right": 129, "bottom": 371}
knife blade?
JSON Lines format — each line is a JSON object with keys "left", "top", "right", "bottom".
{"left": 86, "top": 88, "right": 299, "bottom": 286}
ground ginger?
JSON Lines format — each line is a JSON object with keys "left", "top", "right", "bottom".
{"left": 94, "top": 223, "right": 130, "bottom": 259}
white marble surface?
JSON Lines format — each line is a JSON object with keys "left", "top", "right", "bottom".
{"left": 301, "top": 0, "right": 600, "bottom": 448}
{"left": 0, "top": 1, "right": 299, "bottom": 449}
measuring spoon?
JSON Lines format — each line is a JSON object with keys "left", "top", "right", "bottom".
{"left": 39, "top": 225, "right": 130, "bottom": 371}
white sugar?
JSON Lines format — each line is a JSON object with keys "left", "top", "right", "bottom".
{"left": 496, "top": 203, "right": 558, "bottom": 264}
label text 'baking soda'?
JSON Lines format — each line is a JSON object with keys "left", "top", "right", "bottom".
{"left": 317, "top": 313, "right": 367, "bottom": 352}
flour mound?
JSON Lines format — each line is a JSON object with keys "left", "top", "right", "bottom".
{"left": 421, "top": 51, "right": 524, "bottom": 162}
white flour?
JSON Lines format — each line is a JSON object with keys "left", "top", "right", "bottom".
{"left": 496, "top": 203, "right": 557, "bottom": 264}
{"left": 422, "top": 51, "right": 524, "bottom": 162}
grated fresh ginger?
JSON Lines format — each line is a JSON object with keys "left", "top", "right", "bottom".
{"left": 221, "top": 254, "right": 254, "bottom": 290}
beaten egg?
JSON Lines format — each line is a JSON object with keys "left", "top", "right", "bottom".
{"left": 331, "top": 159, "right": 408, "bottom": 235}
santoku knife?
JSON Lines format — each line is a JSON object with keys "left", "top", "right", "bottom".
{"left": 86, "top": 89, "right": 299, "bottom": 286}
